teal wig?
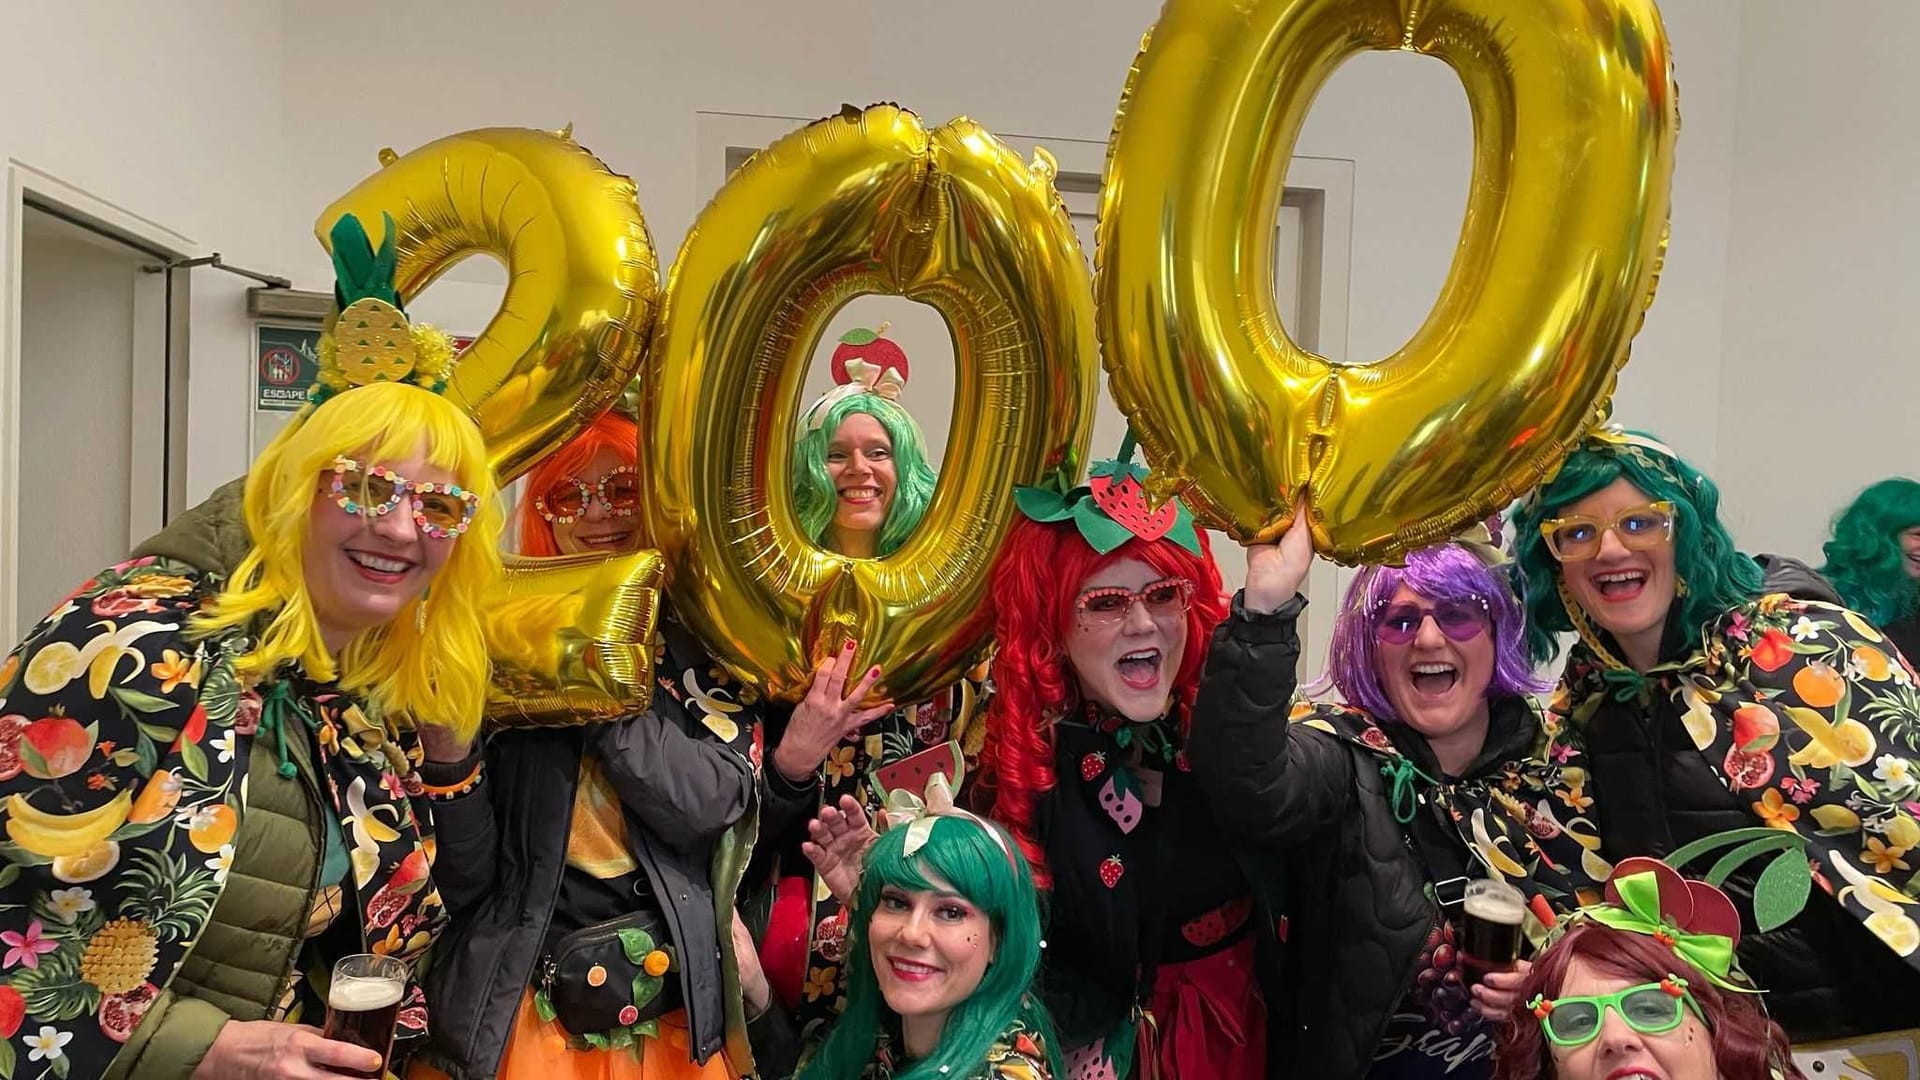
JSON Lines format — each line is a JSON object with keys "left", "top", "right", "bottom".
{"left": 798, "top": 816, "right": 1058, "bottom": 1080}
{"left": 1510, "top": 431, "right": 1764, "bottom": 665}
{"left": 792, "top": 392, "right": 939, "bottom": 556}
{"left": 1821, "top": 478, "right": 1920, "bottom": 626}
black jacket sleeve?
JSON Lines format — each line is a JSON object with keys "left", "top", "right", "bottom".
{"left": 755, "top": 704, "right": 824, "bottom": 852}
{"left": 1187, "top": 591, "right": 1356, "bottom": 852}
{"left": 591, "top": 705, "right": 755, "bottom": 856}
{"left": 416, "top": 745, "right": 498, "bottom": 920}
{"left": 745, "top": 1002, "right": 804, "bottom": 1079}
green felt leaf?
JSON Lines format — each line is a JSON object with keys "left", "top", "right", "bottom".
{"left": 837, "top": 327, "right": 880, "bottom": 346}
{"left": 1073, "top": 499, "right": 1134, "bottom": 555}
{"left": 534, "top": 988, "right": 556, "bottom": 1023}
{"left": 1751, "top": 848, "right": 1812, "bottom": 933}
{"left": 1665, "top": 826, "right": 1782, "bottom": 872}
{"left": 631, "top": 971, "right": 663, "bottom": 1010}
{"left": 617, "top": 927, "right": 655, "bottom": 964}
{"left": 1013, "top": 486, "right": 1074, "bottom": 523}
{"left": 1167, "top": 513, "right": 1203, "bottom": 556}
{"left": 1703, "top": 832, "right": 1801, "bottom": 887}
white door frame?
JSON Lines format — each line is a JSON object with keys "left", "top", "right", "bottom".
{"left": 3, "top": 162, "right": 198, "bottom": 635}
{"left": 692, "top": 111, "right": 1357, "bottom": 674}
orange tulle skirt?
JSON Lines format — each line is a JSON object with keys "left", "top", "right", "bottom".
{"left": 407, "top": 989, "right": 740, "bottom": 1080}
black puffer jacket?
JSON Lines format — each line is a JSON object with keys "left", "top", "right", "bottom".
{"left": 415, "top": 617, "right": 759, "bottom": 1078}
{"left": 1188, "top": 595, "right": 1542, "bottom": 1079}
{"left": 1573, "top": 556, "right": 1920, "bottom": 1040}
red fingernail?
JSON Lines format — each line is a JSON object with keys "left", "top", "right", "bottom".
{"left": 843, "top": 640, "right": 857, "bottom": 651}
{"left": 869, "top": 666, "right": 881, "bottom": 677}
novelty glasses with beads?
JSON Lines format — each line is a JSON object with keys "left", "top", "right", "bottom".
{"left": 328, "top": 456, "right": 478, "bottom": 539}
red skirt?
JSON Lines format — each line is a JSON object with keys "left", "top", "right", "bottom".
{"left": 1145, "top": 936, "right": 1266, "bottom": 1080}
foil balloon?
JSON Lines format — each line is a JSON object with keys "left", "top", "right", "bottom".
{"left": 482, "top": 551, "right": 668, "bottom": 725}
{"left": 643, "top": 104, "right": 1096, "bottom": 706}
{"left": 1097, "top": 0, "right": 1678, "bottom": 563}
{"left": 317, "top": 125, "right": 664, "bottom": 726}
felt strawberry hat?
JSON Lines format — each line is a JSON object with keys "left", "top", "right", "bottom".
{"left": 1013, "top": 428, "right": 1202, "bottom": 555}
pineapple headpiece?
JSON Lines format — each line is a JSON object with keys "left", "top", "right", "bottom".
{"left": 307, "top": 212, "right": 457, "bottom": 407}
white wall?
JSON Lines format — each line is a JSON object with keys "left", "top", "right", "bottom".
{"left": 0, "top": 1, "right": 289, "bottom": 507}
{"left": 270, "top": 0, "right": 1741, "bottom": 500}
{"left": 21, "top": 0, "right": 1914, "bottom": 591}
{"left": 1714, "top": 0, "right": 1920, "bottom": 564}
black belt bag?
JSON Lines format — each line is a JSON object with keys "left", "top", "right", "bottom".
{"left": 539, "top": 907, "right": 682, "bottom": 1039}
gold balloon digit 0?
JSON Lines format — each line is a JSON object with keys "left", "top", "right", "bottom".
{"left": 1098, "top": 0, "right": 1678, "bottom": 562}
{"left": 318, "top": 125, "right": 667, "bottom": 726}
{"left": 644, "top": 104, "right": 1096, "bottom": 706}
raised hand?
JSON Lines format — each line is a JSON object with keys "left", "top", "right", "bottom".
{"left": 771, "top": 641, "right": 895, "bottom": 783}
{"left": 802, "top": 794, "right": 880, "bottom": 905}
{"left": 1243, "top": 497, "right": 1316, "bottom": 615}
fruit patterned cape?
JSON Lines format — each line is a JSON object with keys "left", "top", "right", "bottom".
{"left": 1547, "top": 591, "right": 1920, "bottom": 969}
{"left": 1292, "top": 699, "right": 1615, "bottom": 919}
{"left": 0, "top": 557, "right": 448, "bottom": 1078}
{"left": 855, "top": 1013, "right": 1052, "bottom": 1080}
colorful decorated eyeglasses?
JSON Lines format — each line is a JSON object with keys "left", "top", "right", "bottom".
{"left": 534, "top": 466, "right": 640, "bottom": 524}
{"left": 1075, "top": 578, "right": 1193, "bottom": 626}
{"left": 1539, "top": 501, "right": 1675, "bottom": 562}
{"left": 329, "top": 457, "right": 477, "bottom": 540}
{"left": 1371, "top": 599, "right": 1490, "bottom": 646}
{"left": 1528, "top": 975, "right": 1702, "bottom": 1048}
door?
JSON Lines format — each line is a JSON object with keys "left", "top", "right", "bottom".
{"left": 14, "top": 205, "right": 177, "bottom": 636}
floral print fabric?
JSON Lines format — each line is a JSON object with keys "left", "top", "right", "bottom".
{"left": 0, "top": 557, "right": 448, "bottom": 1077}
{"left": 1549, "top": 592, "right": 1920, "bottom": 966}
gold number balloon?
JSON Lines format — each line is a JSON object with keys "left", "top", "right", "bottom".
{"left": 317, "top": 126, "right": 666, "bottom": 725}
{"left": 643, "top": 104, "right": 1096, "bottom": 706}
{"left": 1098, "top": 0, "right": 1678, "bottom": 562}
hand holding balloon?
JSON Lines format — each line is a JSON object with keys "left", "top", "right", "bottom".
{"left": 1243, "top": 499, "right": 1316, "bottom": 615}
{"left": 772, "top": 641, "right": 896, "bottom": 783}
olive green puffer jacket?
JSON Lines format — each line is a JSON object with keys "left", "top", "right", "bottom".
{"left": 104, "top": 480, "right": 330, "bottom": 1080}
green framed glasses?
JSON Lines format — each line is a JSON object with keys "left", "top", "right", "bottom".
{"left": 1529, "top": 975, "right": 1702, "bottom": 1047}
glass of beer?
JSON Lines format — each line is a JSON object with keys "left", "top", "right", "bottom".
{"left": 1459, "top": 879, "right": 1526, "bottom": 987}
{"left": 323, "top": 953, "right": 406, "bottom": 1077}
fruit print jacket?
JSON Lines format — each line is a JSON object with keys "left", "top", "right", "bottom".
{"left": 1547, "top": 555, "right": 1920, "bottom": 1040}
{"left": 1187, "top": 594, "right": 1608, "bottom": 1079}
{"left": 0, "top": 480, "right": 450, "bottom": 1080}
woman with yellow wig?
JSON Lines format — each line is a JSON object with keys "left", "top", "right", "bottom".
{"left": 0, "top": 214, "right": 501, "bottom": 1079}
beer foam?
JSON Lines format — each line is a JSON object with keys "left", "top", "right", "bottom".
{"left": 329, "top": 975, "right": 403, "bottom": 1012}
{"left": 1464, "top": 890, "right": 1526, "bottom": 925}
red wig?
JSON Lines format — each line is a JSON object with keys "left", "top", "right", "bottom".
{"left": 972, "top": 515, "right": 1227, "bottom": 887}
{"left": 1493, "top": 924, "right": 1800, "bottom": 1080}
{"left": 515, "top": 412, "right": 640, "bottom": 557}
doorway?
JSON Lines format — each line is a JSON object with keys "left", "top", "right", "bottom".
{"left": 10, "top": 198, "right": 189, "bottom": 638}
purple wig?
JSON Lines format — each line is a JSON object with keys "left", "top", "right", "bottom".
{"left": 1309, "top": 543, "right": 1548, "bottom": 722}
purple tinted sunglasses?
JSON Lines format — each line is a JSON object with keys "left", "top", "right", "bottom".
{"left": 1371, "top": 599, "right": 1490, "bottom": 646}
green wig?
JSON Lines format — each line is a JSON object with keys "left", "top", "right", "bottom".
{"left": 798, "top": 816, "right": 1059, "bottom": 1080}
{"left": 1821, "top": 478, "right": 1920, "bottom": 626}
{"left": 792, "top": 392, "right": 939, "bottom": 556}
{"left": 1511, "top": 430, "right": 1764, "bottom": 666}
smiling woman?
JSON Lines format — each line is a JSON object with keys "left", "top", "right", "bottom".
{"left": 1510, "top": 428, "right": 1920, "bottom": 1045}
{"left": 1187, "top": 530, "right": 1606, "bottom": 1078}
{"left": 797, "top": 813, "right": 1056, "bottom": 1080}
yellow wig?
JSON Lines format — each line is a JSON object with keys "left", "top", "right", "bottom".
{"left": 194, "top": 381, "right": 502, "bottom": 740}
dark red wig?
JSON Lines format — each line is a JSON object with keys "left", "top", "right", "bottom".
{"left": 972, "top": 515, "right": 1226, "bottom": 887}
{"left": 1493, "top": 923, "right": 1800, "bottom": 1080}
{"left": 515, "top": 412, "right": 640, "bottom": 557}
